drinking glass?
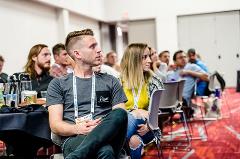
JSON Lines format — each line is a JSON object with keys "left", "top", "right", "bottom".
{"left": 40, "top": 91, "right": 47, "bottom": 98}
{"left": 21, "top": 81, "right": 32, "bottom": 91}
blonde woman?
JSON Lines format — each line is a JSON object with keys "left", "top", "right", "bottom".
{"left": 120, "top": 43, "right": 164, "bottom": 159}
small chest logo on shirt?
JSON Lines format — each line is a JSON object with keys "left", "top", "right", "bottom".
{"left": 96, "top": 91, "right": 111, "bottom": 107}
{"left": 99, "top": 96, "right": 109, "bottom": 103}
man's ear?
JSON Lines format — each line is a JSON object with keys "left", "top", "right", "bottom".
{"left": 54, "top": 54, "right": 59, "bottom": 61}
{"left": 73, "top": 50, "right": 81, "bottom": 59}
{"left": 32, "top": 56, "right": 37, "bottom": 62}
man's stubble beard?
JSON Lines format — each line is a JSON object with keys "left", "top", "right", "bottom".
{"left": 38, "top": 62, "right": 50, "bottom": 72}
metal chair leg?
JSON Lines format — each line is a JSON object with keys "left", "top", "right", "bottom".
{"left": 154, "top": 130, "right": 164, "bottom": 159}
{"left": 199, "top": 105, "right": 208, "bottom": 137}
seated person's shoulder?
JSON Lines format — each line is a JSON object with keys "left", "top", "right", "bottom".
{"left": 96, "top": 73, "right": 122, "bottom": 89}
{"left": 49, "top": 73, "right": 72, "bottom": 86}
{"left": 100, "top": 64, "right": 120, "bottom": 79}
{"left": 149, "top": 73, "right": 164, "bottom": 89}
{"left": 1, "top": 72, "right": 8, "bottom": 77}
{"left": 185, "top": 63, "right": 196, "bottom": 69}
{"left": 186, "top": 63, "right": 203, "bottom": 72}
{"left": 152, "top": 73, "right": 162, "bottom": 82}
{"left": 0, "top": 72, "right": 8, "bottom": 82}
{"left": 96, "top": 72, "right": 119, "bottom": 81}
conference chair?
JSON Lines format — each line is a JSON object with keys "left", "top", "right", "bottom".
{"left": 147, "top": 89, "right": 164, "bottom": 159}
{"left": 159, "top": 81, "right": 191, "bottom": 150}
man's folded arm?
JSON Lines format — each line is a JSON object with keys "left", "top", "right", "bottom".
{"left": 48, "top": 104, "right": 78, "bottom": 136}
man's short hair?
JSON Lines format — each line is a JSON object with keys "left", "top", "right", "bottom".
{"left": 159, "top": 50, "right": 169, "bottom": 58}
{"left": 52, "top": 43, "right": 65, "bottom": 56}
{"left": 187, "top": 48, "right": 196, "bottom": 55}
{"left": 173, "top": 50, "right": 184, "bottom": 61}
{"left": 65, "top": 29, "right": 94, "bottom": 53}
{"left": 0, "top": 55, "right": 5, "bottom": 62}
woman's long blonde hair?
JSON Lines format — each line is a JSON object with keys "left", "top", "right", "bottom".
{"left": 120, "top": 43, "right": 152, "bottom": 89}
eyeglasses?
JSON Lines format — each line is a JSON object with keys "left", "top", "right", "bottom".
{"left": 142, "top": 54, "right": 151, "bottom": 60}
{"left": 176, "top": 56, "right": 187, "bottom": 60}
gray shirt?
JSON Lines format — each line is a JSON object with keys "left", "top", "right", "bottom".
{"left": 46, "top": 73, "right": 127, "bottom": 124}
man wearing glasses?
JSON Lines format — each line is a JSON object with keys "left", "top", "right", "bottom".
{"left": 167, "top": 50, "right": 209, "bottom": 106}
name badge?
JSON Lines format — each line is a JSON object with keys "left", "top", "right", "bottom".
{"left": 75, "top": 114, "right": 93, "bottom": 124}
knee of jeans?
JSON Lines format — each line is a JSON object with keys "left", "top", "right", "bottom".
{"left": 97, "top": 145, "right": 115, "bottom": 158}
{"left": 127, "top": 114, "right": 138, "bottom": 139}
{"left": 127, "top": 113, "right": 135, "bottom": 123}
{"left": 129, "top": 135, "right": 143, "bottom": 150}
{"left": 127, "top": 113, "right": 137, "bottom": 127}
{"left": 112, "top": 108, "right": 128, "bottom": 124}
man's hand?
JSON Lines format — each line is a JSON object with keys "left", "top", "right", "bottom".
{"left": 137, "top": 124, "right": 149, "bottom": 136}
{"left": 86, "top": 118, "right": 101, "bottom": 129}
{"left": 168, "top": 64, "right": 177, "bottom": 71}
{"left": 75, "top": 118, "right": 101, "bottom": 135}
{"left": 152, "top": 60, "right": 161, "bottom": 72}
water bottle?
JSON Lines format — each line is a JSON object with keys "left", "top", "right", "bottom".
{"left": 0, "top": 83, "right": 4, "bottom": 107}
{"left": 20, "top": 73, "right": 32, "bottom": 91}
{"left": 6, "top": 75, "right": 19, "bottom": 107}
{"left": 20, "top": 74, "right": 32, "bottom": 104}
{"left": 215, "top": 87, "right": 221, "bottom": 98}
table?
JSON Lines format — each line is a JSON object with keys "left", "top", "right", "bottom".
{"left": 0, "top": 105, "right": 53, "bottom": 158}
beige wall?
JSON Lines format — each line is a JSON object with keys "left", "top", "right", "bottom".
{"left": 0, "top": 0, "right": 58, "bottom": 74}
{"left": 128, "top": 19, "right": 156, "bottom": 49}
{"left": 0, "top": 0, "right": 101, "bottom": 75}
{"left": 104, "top": 0, "right": 240, "bottom": 54}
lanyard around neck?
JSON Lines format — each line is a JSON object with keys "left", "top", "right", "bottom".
{"left": 73, "top": 73, "right": 96, "bottom": 119}
{"left": 132, "top": 81, "right": 143, "bottom": 109}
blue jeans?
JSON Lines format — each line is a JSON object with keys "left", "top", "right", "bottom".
{"left": 127, "top": 113, "right": 154, "bottom": 159}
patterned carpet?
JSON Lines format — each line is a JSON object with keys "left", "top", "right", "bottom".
{"left": 143, "top": 88, "right": 240, "bottom": 159}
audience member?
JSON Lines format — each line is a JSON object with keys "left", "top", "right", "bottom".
{"left": 50, "top": 43, "right": 73, "bottom": 77}
{"left": 104, "top": 51, "right": 120, "bottom": 72}
{"left": 24, "top": 44, "right": 53, "bottom": 97}
{"left": 159, "top": 50, "right": 170, "bottom": 65}
{"left": 188, "top": 48, "right": 209, "bottom": 95}
{"left": 167, "top": 50, "right": 209, "bottom": 105}
{"left": 149, "top": 47, "right": 158, "bottom": 64}
{"left": 0, "top": 55, "right": 8, "bottom": 83}
{"left": 150, "top": 48, "right": 168, "bottom": 81}
{"left": 47, "top": 29, "right": 128, "bottom": 159}
{"left": 120, "top": 43, "right": 164, "bottom": 159}
{"left": 92, "top": 55, "right": 120, "bottom": 79}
